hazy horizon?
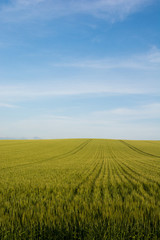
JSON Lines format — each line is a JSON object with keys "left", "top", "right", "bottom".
{"left": 0, "top": 137, "right": 160, "bottom": 141}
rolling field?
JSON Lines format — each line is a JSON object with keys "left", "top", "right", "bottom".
{"left": 0, "top": 139, "right": 160, "bottom": 240}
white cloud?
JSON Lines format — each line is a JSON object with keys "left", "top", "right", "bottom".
{"left": 52, "top": 47, "right": 160, "bottom": 70}
{"left": 93, "top": 103, "right": 160, "bottom": 120}
{"left": 0, "top": 82, "right": 152, "bottom": 103}
{"left": 0, "top": 103, "right": 18, "bottom": 108}
{"left": 0, "top": 0, "right": 153, "bottom": 22}
{"left": 147, "top": 46, "right": 160, "bottom": 63}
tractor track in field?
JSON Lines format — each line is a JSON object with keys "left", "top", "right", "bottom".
{"left": 108, "top": 145, "right": 156, "bottom": 200}
{"left": 69, "top": 148, "right": 101, "bottom": 201}
{"left": 113, "top": 144, "right": 160, "bottom": 186}
{"left": 117, "top": 159, "right": 160, "bottom": 198}
{"left": 99, "top": 148, "right": 106, "bottom": 202}
{"left": 118, "top": 148, "right": 160, "bottom": 173}
{"left": 112, "top": 156, "right": 155, "bottom": 200}
{"left": 120, "top": 140, "right": 160, "bottom": 159}
{"left": 107, "top": 143, "right": 125, "bottom": 200}
{"left": 71, "top": 144, "right": 106, "bottom": 202}
{"left": 89, "top": 150, "right": 104, "bottom": 200}
{"left": 120, "top": 160, "right": 160, "bottom": 187}
{"left": 114, "top": 160, "right": 149, "bottom": 200}
{"left": 107, "top": 154, "right": 114, "bottom": 199}
{"left": 108, "top": 148, "right": 127, "bottom": 201}
{"left": 69, "top": 145, "right": 106, "bottom": 200}
{"left": 0, "top": 139, "right": 92, "bottom": 171}
{"left": 108, "top": 144, "right": 136, "bottom": 201}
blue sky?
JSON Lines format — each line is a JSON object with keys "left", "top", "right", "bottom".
{"left": 0, "top": 0, "right": 160, "bottom": 139}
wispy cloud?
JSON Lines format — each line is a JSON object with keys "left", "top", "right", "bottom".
{"left": 0, "top": 103, "right": 18, "bottom": 108}
{"left": 0, "top": 0, "right": 153, "bottom": 22}
{"left": 0, "top": 83, "right": 152, "bottom": 103}
{"left": 148, "top": 47, "right": 160, "bottom": 63}
{"left": 52, "top": 47, "right": 160, "bottom": 70}
{"left": 0, "top": 48, "right": 159, "bottom": 103}
{"left": 93, "top": 103, "right": 160, "bottom": 121}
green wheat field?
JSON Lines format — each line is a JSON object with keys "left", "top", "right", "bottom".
{"left": 0, "top": 139, "right": 160, "bottom": 240}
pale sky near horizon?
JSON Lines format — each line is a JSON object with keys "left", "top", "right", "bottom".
{"left": 0, "top": 0, "right": 160, "bottom": 140}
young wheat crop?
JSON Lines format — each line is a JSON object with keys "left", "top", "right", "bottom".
{"left": 0, "top": 139, "right": 160, "bottom": 239}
